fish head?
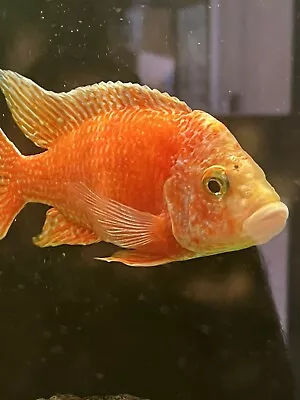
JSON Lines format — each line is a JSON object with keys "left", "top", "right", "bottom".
{"left": 164, "top": 111, "right": 288, "bottom": 256}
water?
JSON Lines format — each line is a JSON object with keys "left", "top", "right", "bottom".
{"left": 0, "top": 1, "right": 298, "bottom": 399}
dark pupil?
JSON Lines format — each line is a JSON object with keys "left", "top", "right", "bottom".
{"left": 208, "top": 179, "right": 221, "bottom": 194}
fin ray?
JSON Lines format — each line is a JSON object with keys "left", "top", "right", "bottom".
{"left": 0, "top": 128, "right": 24, "bottom": 239}
{"left": 97, "top": 249, "right": 173, "bottom": 267}
{"left": 33, "top": 208, "right": 100, "bottom": 247}
{"left": 0, "top": 69, "right": 191, "bottom": 149}
{"left": 71, "top": 183, "right": 164, "bottom": 249}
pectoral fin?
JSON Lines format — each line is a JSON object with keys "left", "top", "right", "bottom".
{"left": 33, "top": 208, "right": 100, "bottom": 247}
{"left": 71, "top": 183, "right": 165, "bottom": 249}
{"left": 96, "top": 249, "right": 175, "bottom": 267}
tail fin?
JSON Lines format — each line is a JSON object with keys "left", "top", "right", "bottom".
{"left": 0, "top": 128, "right": 25, "bottom": 239}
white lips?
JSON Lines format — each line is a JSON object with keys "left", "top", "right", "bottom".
{"left": 242, "top": 202, "right": 289, "bottom": 245}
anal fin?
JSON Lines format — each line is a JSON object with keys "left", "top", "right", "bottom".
{"left": 33, "top": 208, "right": 100, "bottom": 247}
{"left": 96, "top": 249, "right": 175, "bottom": 267}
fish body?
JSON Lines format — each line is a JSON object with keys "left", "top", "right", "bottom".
{"left": 15, "top": 108, "right": 186, "bottom": 259}
{"left": 0, "top": 70, "right": 288, "bottom": 266}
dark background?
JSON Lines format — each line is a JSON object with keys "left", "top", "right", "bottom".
{"left": 0, "top": 1, "right": 299, "bottom": 399}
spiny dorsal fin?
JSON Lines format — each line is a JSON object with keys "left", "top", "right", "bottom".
{"left": 0, "top": 69, "right": 191, "bottom": 149}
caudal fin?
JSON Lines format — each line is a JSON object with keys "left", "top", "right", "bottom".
{"left": 0, "top": 128, "right": 24, "bottom": 239}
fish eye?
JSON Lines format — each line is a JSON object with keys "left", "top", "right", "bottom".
{"left": 202, "top": 165, "right": 229, "bottom": 198}
{"left": 207, "top": 178, "right": 222, "bottom": 194}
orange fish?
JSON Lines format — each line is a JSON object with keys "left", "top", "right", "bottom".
{"left": 0, "top": 70, "right": 288, "bottom": 267}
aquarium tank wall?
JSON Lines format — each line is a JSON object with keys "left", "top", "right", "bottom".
{"left": 0, "top": 0, "right": 299, "bottom": 399}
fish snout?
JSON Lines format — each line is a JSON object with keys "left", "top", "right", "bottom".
{"left": 242, "top": 202, "right": 289, "bottom": 245}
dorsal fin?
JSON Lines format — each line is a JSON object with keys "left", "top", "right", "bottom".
{"left": 0, "top": 69, "right": 191, "bottom": 149}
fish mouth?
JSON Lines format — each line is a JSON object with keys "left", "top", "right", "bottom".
{"left": 242, "top": 202, "right": 289, "bottom": 245}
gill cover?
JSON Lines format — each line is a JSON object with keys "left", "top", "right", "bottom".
{"left": 163, "top": 175, "right": 192, "bottom": 250}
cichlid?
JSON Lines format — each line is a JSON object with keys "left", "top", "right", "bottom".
{"left": 0, "top": 70, "right": 288, "bottom": 266}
